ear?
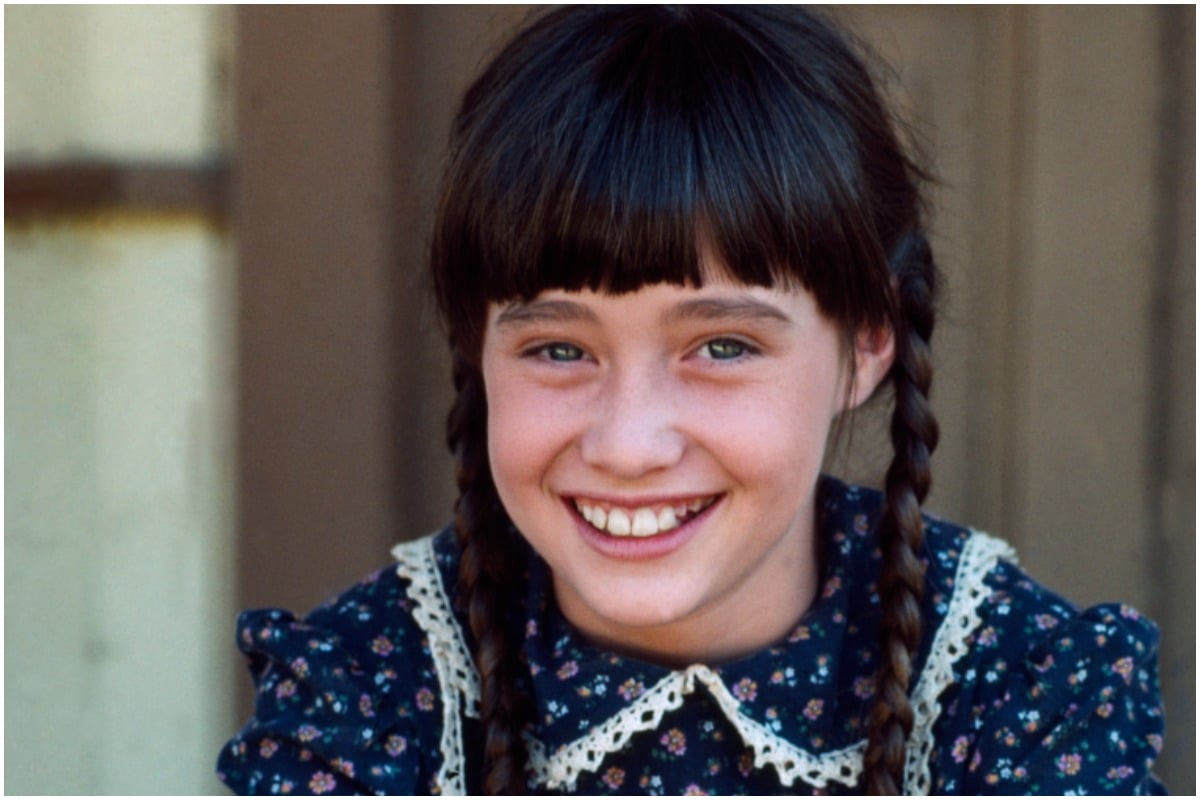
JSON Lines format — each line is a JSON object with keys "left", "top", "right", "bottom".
{"left": 844, "top": 325, "right": 895, "bottom": 411}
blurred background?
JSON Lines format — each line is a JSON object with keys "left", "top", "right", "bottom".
{"left": 5, "top": 6, "right": 1194, "bottom": 794}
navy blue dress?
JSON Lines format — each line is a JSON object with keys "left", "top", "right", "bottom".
{"left": 217, "top": 477, "right": 1165, "bottom": 794}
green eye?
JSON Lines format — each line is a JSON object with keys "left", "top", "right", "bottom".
{"left": 702, "top": 338, "right": 749, "bottom": 360}
{"left": 544, "top": 342, "right": 585, "bottom": 361}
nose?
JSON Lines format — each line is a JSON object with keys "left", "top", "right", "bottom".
{"left": 579, "top": 364, "right": 686, "bottom": 479}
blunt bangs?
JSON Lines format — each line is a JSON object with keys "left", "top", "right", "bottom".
{"left": 433, "top": 6, "right": 897, "bottom": 355}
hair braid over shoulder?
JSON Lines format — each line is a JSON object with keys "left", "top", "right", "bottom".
{"left": 447, "top": 351, "right": 531, "bottom": 795}
{"left": 863, "top": 231, "right": 940, "bottom": 794}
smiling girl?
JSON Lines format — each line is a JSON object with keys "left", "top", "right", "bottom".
{"left": 218, "top": 6, "right": 1164, "bottom": 795}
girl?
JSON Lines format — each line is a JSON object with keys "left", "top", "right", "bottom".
{"left": 218, "top": 6, "right": 1164, "bottom": 795}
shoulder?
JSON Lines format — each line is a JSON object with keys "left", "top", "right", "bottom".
{"left": 217, "top": 528, "right": 468, "bottom": 795}
{"left": 922, "top": 525, "right": 1165, "bottom": 794}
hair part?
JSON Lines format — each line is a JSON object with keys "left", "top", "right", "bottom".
{"left": 431, "top": 6, "right": 941, "bottom": 793}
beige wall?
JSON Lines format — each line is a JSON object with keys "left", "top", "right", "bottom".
{"left": 5, "top": 6, "right": 235, "bottom": 794}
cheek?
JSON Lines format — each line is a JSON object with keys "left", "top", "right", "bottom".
{"left": 692, "top": 369, "right": 840, "bottom": 488}
{"left": 484, "top": 374, "right": 577, "bottom": 502}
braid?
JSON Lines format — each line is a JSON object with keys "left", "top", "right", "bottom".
{"left": 447, "top": 351, "right": 531, "bottom": 794}
{"left": 863, "top": 232, "right": 940, "bottom": 794}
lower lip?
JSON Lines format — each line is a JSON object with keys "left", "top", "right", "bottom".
{"left": 565, "top": 498, "right": 721, "bottom": 561}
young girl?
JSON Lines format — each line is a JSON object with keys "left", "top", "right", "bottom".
{"left": 218, "top": 7, "right": 1164, "bottom": 795}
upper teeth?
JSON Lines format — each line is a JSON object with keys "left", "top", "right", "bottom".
{"left": 574, "top": 497, "right": 715, "bottom": 538}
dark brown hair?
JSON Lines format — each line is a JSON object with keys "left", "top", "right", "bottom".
{"left": 431, "top": 6, "right": 939, "bottom": 793}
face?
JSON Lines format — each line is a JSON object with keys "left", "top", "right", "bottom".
{"left": 481, "top": 269, "right": 893, "bottom": 665}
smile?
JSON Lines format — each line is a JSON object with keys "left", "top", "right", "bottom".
{"left": 572, "top": 496, "right": 719, "bottom": 538}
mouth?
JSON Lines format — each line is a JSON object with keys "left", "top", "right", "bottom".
{"left": 571, "top": 495, "right": 720, "bottom": 538}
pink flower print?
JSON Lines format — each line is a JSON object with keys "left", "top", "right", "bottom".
{"left": 1056, "top": 753, "right": 1082, "bottom": 776}
{"left": 1147, "top": 733, "right": 1163, "bottom": 753}
{"left": 1034, "top": 613, "right": 1059, "bottom": 631}
{"left": 731, "top": 677, "right": 758, "bottom": 703}
{"left": 275, "top": 678, "right": 297, "bottom": 700}
{"left": 683, "top": 784, "right": 707, "bottom": 796}
{"left": 1107, "top": 765, "right": 1134, "bottom": 780}
{"left": 370, "top": 635, "right": 394, "bottom": 657}
{"left": 821, "top": 575, "right": 842, "bottom": 599}
{"left": 525, "top": 619, "right": 538, "bottom": 638}
{"left": 1096, "top": 702, "right": 1114, "bottom": 718}
{"left": 556, "top": 659, "right": 579, "bottom": 680}
{"left": 359, "top": 693, "right": 376, "bottom": 718}
{"left": 415, "top": 686, "right": 436, "bottom": 712}
{"left": 385, "top": 734, "right": 407, "bottom": 757}
{"left": 618, "top": 678, "right": 644, "bottom": 701}
{"left": 976, "top": 626, "right": 997, "bottom": 647}
{"left": 660, "top": 728, "right": 687, "bottom": 756}
{"left": 769, "top": 669, "right": 785, "bottom": 685}
{"left": 296, "top": 724, "right": 321, "bottom": 743}
{"left": 788, "top": 625, "right": 811, "bottom": 643}
{"left": 707, "top": 758, "right": 721, "bottom": 776}
{"left": 330, "top": 758, "right": 355, "bottom": 779}
{"left": 1112, "top": 656, "right": 1134, "bottom": 683}
{"left": 951, "top": 735, "right": 970, "bottom": 763}
{"left": 290, "top": 657, "right": 310, "bottom": 679}
{"left": 601, "top": 766, "right": 625, "bottom": 790}
{"left": 259, "top": 738, "right": 279, "bottom": 759}
{"left": 853, "top": 676, "right": 875, "bottom": 699}
{"left": 576, "top": 685, "right": 593, "bottom": 698}
{"left": 279, "top": 780, "right": 293, "bottom": 793}
{"left": 308, "top": 771, "right": 337, "bottom": 794}
{"left": 802, "top": 698, "right": 824, "bottom": 721}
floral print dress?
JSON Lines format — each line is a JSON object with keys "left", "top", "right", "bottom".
{"left": 217, "top": 477, "right": 1165, "bottom": 794}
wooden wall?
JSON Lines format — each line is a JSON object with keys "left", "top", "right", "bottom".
{"left": 234, "top": 6, "right": 1194, "bottom": 790}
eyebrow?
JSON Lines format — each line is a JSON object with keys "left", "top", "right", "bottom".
{"left": 664, "top": 296, "right": 793, "bottom": 326}
{"left": 494, "top": 295, "right": 794, "bottom": 329}
{"left": 494, "top": 299, "right": 598, "bottom": 328}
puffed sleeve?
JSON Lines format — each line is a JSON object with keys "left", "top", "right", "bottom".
{"left": 935, "top": 563, "right": 1166, "bottom": 795}
{"left": 217, "top": 568, "right": 445, "bottom": 795}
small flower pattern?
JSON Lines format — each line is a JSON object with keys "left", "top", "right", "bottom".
{"left": 217, "top": 477, "right": 1167, "bottom": 795}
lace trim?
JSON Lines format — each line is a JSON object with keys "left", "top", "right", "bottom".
{"left": 397, "top": 529, "right": 1015, "bottom": 795}
{"left": 393, "top": 536, "right": 481, "bottom": 796}
{"left": 902, "top": 530, "right": 1016, "bottom": 795}
{"left": 527, "top": 664, "right": 866, "bottom": 792}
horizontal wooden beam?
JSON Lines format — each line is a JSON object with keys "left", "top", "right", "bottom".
{"left": 5, "top": 161, "right": 229, "bottom": 220}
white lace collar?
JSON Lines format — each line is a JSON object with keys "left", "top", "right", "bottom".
{"left": 394, "top": 526, "right": 1015, "bottom": 795}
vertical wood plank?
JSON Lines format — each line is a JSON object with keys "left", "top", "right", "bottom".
{"left": 1010, "top": 7, "right": 1159, "bottom": 610}
{"left": 235, "top": 7, "right": 400, "bottom": 613}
